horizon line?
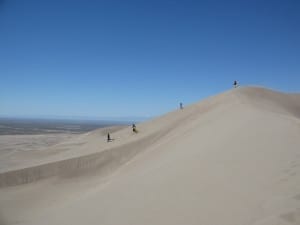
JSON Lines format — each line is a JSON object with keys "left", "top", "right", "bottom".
{"left": 0, "top": 115, "right": 153, "bottom": 123}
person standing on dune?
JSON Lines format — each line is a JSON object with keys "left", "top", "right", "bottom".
{"left": 180, "top": 102, "right": 183, "bottom": 109}
{"left": 132, "top": 124, "right": 138, "bottom": 133}
{"left": 233, "top": 80, "right": 238, "bottom": 88}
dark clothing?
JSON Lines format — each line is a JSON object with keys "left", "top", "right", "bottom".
{"left": 132, "top": 124, "right": 137, "bottom": 133}
{"left": 233, "top": 81, "right": 238, "bottom": 88}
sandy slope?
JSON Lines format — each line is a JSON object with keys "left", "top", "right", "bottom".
{"left": 1, "top": 86, "right": 300, "bottom": 225}
{"left": 0, "top": 126, "right": 126, "bottom": 173}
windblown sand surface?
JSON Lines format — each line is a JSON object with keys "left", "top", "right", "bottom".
{"left": 0, "top": 86, "right": 300, "bottom": 225}
{"left": 0, "top": 126, "right": 126, "bottom": 173}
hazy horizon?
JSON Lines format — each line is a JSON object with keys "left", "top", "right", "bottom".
{"left": 0, "top": 114, "right": 151, "bottom": 122}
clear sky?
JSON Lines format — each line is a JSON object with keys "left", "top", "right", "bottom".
{"left": 1, "top": 0, "right": 299, "bottom": 120}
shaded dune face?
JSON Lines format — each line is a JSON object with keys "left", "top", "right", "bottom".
{"left": 0, "top": 86, "right": 299, "bottom": 188}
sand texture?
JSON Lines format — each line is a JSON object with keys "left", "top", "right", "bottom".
{"left": 0, "top": 86, "right": 300, "bottom": 225}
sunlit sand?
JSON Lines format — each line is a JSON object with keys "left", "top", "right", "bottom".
{"left": 1, "top": 86, "right": 300, "bottom": 225}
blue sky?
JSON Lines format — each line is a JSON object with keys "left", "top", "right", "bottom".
{"left": 1, "top": 0, "right": 299, "bottom": 120}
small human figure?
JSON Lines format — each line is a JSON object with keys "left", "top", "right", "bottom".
{"left": 180, "top": 102, "right": 183, "bottom": 110}
{"left": 233, "top": 80, "right": 238, "bottom": 88}
{"left": 107, "top": 133, "right": 111, "bottom": 142}
{"left": 132, "top": 123, "right": 138, "bottom": 133}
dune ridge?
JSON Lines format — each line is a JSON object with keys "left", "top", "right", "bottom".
{"left": 0, "top": 86, "right": 299, "bottom": 188}
{"left": 1, "top": 86, "right": 300, "bottom": 225}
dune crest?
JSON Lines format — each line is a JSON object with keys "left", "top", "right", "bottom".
{"left": 0, "top": 86, "right": 299, "bottom": 187}
{"left": 1, "top": 86, "right": 300, "bottom": 225}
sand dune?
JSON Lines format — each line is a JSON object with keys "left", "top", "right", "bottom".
{"left": 1, "top": 86, "right": 300, "bottom": 225}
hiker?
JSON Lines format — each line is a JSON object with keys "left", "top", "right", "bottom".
{"left": 180, "top": 102, "right": 183, "bottom": 110}
{"left": 107, "top": 133, "right": 111, "bottom": 142}
{"left": 233, "top": 80, "right": 238, "bottom": 88}
{"left": 132, "top": 123, "right": 138, "bottom": 133}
